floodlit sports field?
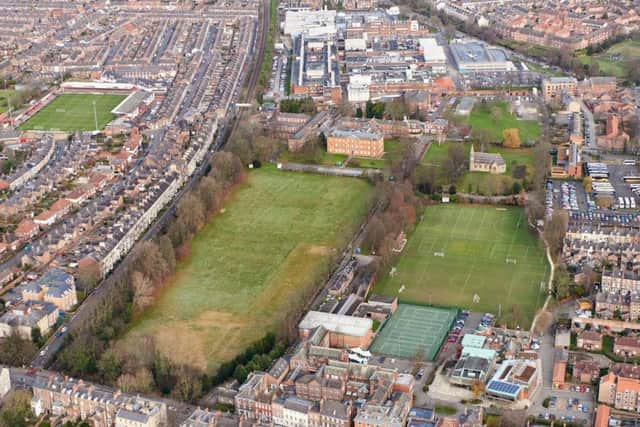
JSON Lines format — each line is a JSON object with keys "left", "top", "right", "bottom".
{"left": 20, "top": 93, "right": 126, "bottom": 132}
{"left": 370, "top": 304, "right": 457, "bottom": 361}
{"left": 123, "top": 168, "right": 373, "bottom": 372}
{"left": 374, "top": 205, "right": 549, "bottom": 327}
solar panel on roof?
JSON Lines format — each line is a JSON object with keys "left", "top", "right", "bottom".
{"left": 487, "top": 380, "right": 520, "bottom": 396}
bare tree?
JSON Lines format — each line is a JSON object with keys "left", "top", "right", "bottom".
{"left": 177, "top": 193, "right": 205, "bottom": 235}
{"left": 133, "top": 241, "right": 169, "bottom": 284}
{"left": 211, "top": 151, "right": 244, "bottom": 185}
{"left": 544, "top": 210, "right": 569, "bottom": 257}
{"left": 132, "top": 271, "right": 154, "bottom": 312}
{"left": 77, "top": 258, "right": 101, "bottom": 290}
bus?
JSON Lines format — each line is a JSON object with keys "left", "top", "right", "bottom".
{"left": 624, "top": 176, "right": 640, "bottom": 184}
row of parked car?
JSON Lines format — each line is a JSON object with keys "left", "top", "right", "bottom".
{"left": 447, "top": 310, "right": 470, "bottom": 344}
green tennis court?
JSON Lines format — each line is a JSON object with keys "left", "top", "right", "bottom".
{"left": 370, "top": 304, "right": 457, "bottom": 361}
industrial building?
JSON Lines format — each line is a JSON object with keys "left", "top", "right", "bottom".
{"left": 449, "top": 42, "right": 515, "bottom": 73}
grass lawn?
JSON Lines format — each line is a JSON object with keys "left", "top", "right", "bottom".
{"left": 123, "top": 167, "right": 373, "bottom": 372}
{"left": 421, "top": 141, "right": 533, "bottom": 194}
{"left": 373, "top": 205, "right": 549, "bottom": 327}
{"left": 579, "top": 40, "right": 640, "bottom": 78}
{"left": 281, "top": 139, "right": 406, "bottom": 170}
{"left": 20, "top": 93, "right": 126, "bottom": 132}
{"left": 0, "top": 90, "right": 16, "bottom": 113}
{"left": 467, "top": 101, "right": 540, "bottom": 143}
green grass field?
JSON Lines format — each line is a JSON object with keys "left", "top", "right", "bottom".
{"left": 467, "top": 101, "right": 540, "bottom": 143}
{"left": 370, "top": 304, "right": 457, "bottom": 361}
{"left": 422, "top": 141, "right": 533, "bottom": 194}
{"left": 373, "top": 205, "right": 548, "bottom": 327}
{"left": 20, "top": 93, "right": 126, "bottom": 131}
{"left": 281, "top": 139, "right": 405, "bottom": 170}
{"left": 579, "top": 40, "right": 640, "bottom": 78}
{"left": 0, "top": 90, "right": 16, "bottom": 113}
{"left": 123, "top": 168, "right": 373, "bottom": 372}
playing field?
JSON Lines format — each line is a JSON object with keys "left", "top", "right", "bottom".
{"left": 20, "top": 93, "right": 126, "bottom": 132}
{"left": 370, "top": 304, "right": 457, "bottom": 361}
{"left": 373, "top": 205, "right": 549, "bottom": 328}
{"left": 122, "top": 167, "right": 373, "bottom": 372}
{"left": 579, "top": 39, "right": 640, "bottom": 78}
{"left": 467, "top": 100, "right": 540, "bottom": 143}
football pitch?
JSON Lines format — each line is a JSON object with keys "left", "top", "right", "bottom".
{"left": 20, "top": 93, "right": 126, "bottom": 132}
{"left": 370, "top": 304, "right": 457, "bottom": 361}
{"left": 374, "top": 205, "right": 549, "bottom": 328}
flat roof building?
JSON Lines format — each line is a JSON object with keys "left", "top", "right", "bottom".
{"left": 299, "top": 311, "right": 374, "bottom": 349}
{"left": 449, "top": 42, "right": 515, "bottom": 73}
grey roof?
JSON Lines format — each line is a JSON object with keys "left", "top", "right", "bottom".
{"left": 299, "top": 311, "right": 372, "bottom": 337}
{"left": 116, "top": 408, "right": 150, "bottom": 423}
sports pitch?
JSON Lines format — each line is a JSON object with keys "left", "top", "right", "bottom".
{"left": 370, "top": 304, "right": 457, "bottom": 361}
{"left": 373, "top": 205, "right": 549, "bottom": 328}
{"left": 123, "top": 167, "right": 373, "bottom": 372}
{"left": 20, "top": 93, "right": 126, "bottom": 132}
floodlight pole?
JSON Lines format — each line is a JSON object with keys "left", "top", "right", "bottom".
{"left": 92, "top": 100, "right": 98, "bottom": 131}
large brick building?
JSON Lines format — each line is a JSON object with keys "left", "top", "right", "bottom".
{"left": 298, "top": 311, "right": 374, "bottom": 349}
{"left": 326, "top": 129, "right": 384, "bottom": 159}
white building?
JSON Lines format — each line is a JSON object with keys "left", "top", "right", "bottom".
{"left": 419, "top": 38, "right": 447, "bottom": 74}
{"left": 347, "top": 75, "right": 372, "bottom": 102}
{"left": 283, "top": 10, "right": 337, "bottom": 37}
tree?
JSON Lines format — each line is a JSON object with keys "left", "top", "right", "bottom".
{"left": 442, "top": 144, "right": 466, "bottom": 182}
{"left": 544, "top": 210, "right": 569, "bottom": 257}
{"left": 172, "top": 366, "right": 203, "bottom": 402}
{"left": 31, "top": 326, "right": 43, "bottom": 347}
{"left": 177, "top": 193, "right": 205, "bottom": 236}
{"left": 133, "top": 241, "right": 168, "bottom": 285}
{"left": 553, "top": 265, "right": 572, "bottom": 300}
{"left": 471, "top": 128, "right": 493, "bottom": 146}
{"left": 155, "top": 235, "right": 176, "bottom": 274}
{"left": 365, "top": 215, "right": 386, "bottom": 253}
{"left": 77, "top": 258, "right": 101, "bottom": 290}
{"left": 470, "top": 379, "right": 485, "bottom": 397}
{"left": 98, "top": 349, "right": 123, "bottom": 385}
{"left": 233, "top": 364, "right": 248, "bottom": 383}
{"left": 117, "top": 368, "right": 154, "bottom": 393}
{"left": 254, "top": 135, "right": 281, "bottom": 162}
{"left": 502, "top": 128, "right": 521, "bottom": 148}
{"left": 385, "top": 99, "right": 407, "bottom": 120}
{"left": 131, "top": 271, "right": 154, "bottom": 311}
{"left": 167, "top": 217, "right": 190, "bottom": 248}
{"left": 210, "top": 152, "right": 244, "bottom": 186}
{"left": 0, "top": 390, "right": 33, "bottom": 427}
{"left": 197, "top": 176, "right": 221, "bottom": 214}
{"left": 365, "top": 101, "right": 385, "bottom": 119}
{"left": 0, "top": 331, "right": 37, "bottom": 366}
{"left": 226, "top": 134, "right": 254, "bottom": 166}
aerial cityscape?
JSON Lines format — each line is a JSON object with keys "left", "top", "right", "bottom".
{"left": 0, "top": 0, "right": 638, "bottom": 426}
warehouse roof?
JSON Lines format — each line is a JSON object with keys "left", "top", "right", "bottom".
{"left": 299, "top": 311, "right": 372, "bottom": 337}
